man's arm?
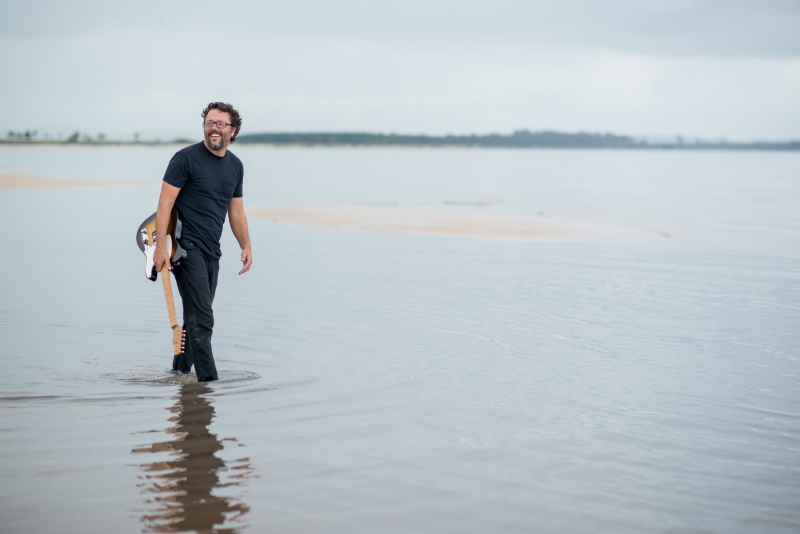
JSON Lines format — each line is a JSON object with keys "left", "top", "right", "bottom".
{"left": 228, "top": 197, "right": 252, "bottom": 275}
{"left": 154, "top": 181, "right": 182, "bottom": 272}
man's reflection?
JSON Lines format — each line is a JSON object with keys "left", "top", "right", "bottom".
{"left": 133, "top": 382, "right": 252, "bottom": 533}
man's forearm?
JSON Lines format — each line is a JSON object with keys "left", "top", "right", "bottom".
{"left": 230, "top": 213, "right": 251, "bottom": 250}
{"left": 153, "top": 182, "right": 181, "bottom": 271}
{"left": 155, "top": 197, "right": 175, "bottom": 251}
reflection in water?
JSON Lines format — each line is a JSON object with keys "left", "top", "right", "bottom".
{"left": 133, "top": 383, "right": 253, "bottom": 533}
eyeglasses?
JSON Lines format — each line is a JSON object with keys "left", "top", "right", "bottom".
{"left": 203, "top": 120, "right": 232, "bottom": 129}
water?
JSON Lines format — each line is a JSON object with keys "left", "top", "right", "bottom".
{"left": 0, "top": 145, "right": 798, "bottom": 533}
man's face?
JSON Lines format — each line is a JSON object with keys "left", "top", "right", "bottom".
{"left": 203, "top": 109, "right": 236, "bottom": 151}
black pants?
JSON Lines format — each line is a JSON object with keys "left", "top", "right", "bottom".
{"left": 172, "top": 240, "right": 219, "bottom": 381}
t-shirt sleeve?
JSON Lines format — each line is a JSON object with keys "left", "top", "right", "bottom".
{"left": 163, "top": 152, "right": 190, "bottom": 188}
{"left": 232, "top": 161, "right": 244, "bottom": 198}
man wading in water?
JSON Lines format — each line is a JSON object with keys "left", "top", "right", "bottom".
{"left": 153, "top": 102, "right": 252, "bottom": 381}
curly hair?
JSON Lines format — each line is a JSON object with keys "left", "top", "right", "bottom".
{"left": 201, "top": 102, "right": 243, "bottom": 143}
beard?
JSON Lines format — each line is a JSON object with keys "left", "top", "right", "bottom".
{"left": 205, "top": 131, "right": 227, "bottom": 151}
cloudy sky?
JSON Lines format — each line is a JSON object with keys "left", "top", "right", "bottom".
{"left": 2, "top": 0, "right": 799, "bottom": 141}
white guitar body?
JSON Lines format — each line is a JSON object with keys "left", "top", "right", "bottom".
{"left": 141, "top": 228, "right": 173, "bottom": 280}
{"left": 136, "top": 210, "right": 186, "bottom": 281}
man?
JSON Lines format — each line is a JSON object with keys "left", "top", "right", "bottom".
{"left": 153, "top": 102, "right": 252, "bottom": 381}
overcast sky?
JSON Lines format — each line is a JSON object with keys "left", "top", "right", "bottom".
{"left": 2, "top": 0, "right": 799, "bottom": 141}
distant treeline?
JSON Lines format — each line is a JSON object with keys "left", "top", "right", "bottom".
{"left": 3, "top": 129, "right": 799, "bottom": 150}
{"left": 6, "top": 130, "right": 109, "bottom": 143}
{"left": 236, "top": 130, "right": 800, "bottom": 150}
{"left": 3, "top": 130, "right": 180, "bottom": 145}
{"left": 237, "top": 130, "right": 641, "bottom": 148}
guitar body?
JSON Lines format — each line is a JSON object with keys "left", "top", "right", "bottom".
{"left": 136, "top": 208, "right": 187, "bottom": 357}
{"left": 136, "top": 208, "right": 187, "bottom": 281}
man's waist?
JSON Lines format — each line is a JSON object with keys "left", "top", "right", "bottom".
{"left": 179, "top": 234, "right": 221, "bottom": 259}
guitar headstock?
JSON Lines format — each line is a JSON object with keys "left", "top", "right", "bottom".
{"left": 172, "top": 324, "right": 185, "bottom": 356}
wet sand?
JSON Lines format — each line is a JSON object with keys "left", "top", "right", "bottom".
{"left": 0, "top": 172, "right": 147, "bottom": 189}
{"left": 251, "top": 205, "right": 583, "bottom": 239}
{"left": 250, "top": 204, "right": 667, "bottom": 241}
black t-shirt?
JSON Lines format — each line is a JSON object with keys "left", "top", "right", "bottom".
{"left": 163, "top": 142, "right": 244, "bottom": 260}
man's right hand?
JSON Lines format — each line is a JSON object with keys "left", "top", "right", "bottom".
{"left": 154, "top": 246, "right": 170, "bottom": 272}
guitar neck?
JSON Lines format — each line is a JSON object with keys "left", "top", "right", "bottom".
{"left": 160, "top": 265, "right": 183, "bottom": 356}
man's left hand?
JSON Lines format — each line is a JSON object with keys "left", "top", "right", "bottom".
{"left": 239, "top": 248, "right": 252, "bottom": 275}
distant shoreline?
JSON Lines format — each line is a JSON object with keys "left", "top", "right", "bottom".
{"left": 236, "top": 131, "right": 800, "bottom": 151}
{"left": 2, "top": 130, "right": 798, "bottom": 151}
{"left": 0, "top": 140, "right": 192, "bottom": 147}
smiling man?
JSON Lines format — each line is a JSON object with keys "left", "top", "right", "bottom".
{"left": 153, "top": 102, "right": 252, "bottom": 381}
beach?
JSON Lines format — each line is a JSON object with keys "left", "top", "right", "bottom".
{"left": 250, "top": 204, "right": 672, "bottom": 241}
{"left": 0, "top": 172, "right": 147, "bottom": 189}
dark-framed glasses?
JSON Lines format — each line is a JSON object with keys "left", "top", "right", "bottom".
{"left": 203, "top": 120, "right": 231, "bottom": 129}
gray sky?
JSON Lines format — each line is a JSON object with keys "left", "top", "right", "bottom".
{"left": 2, "top": 0, "right": 799, "bottom": 141}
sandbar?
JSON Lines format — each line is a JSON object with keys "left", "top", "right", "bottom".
{"left": 0, "top": 173, "right": 147, "bottom": 190}
{"left": 251, "top": 204, "right": 671, "bottom": 242}
{"left": 250, "top": 204, "right": 669, "bottom": 241}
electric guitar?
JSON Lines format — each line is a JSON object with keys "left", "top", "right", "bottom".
{"left": 136, "top": 208, "right": 187, "bottom": 356}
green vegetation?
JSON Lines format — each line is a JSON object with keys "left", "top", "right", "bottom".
{"left": 236, "top": 130, "right": 800, "bottom": 150}
{"left": 1, "top": 130, "right": 194, "bottom": 146}
{"left": 2, "top": 129, "right": 798, "bottom": 150}
{"left": 7, "top": 130, "right": 39, "bottom": 141}
{"left": 236, "top": 130, "right": 642, "bottom": 148}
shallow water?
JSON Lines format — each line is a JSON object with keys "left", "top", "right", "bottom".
{"left": 0, "top": 145, "right": 799, "bottom": 533}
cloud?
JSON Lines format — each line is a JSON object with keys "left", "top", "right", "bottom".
{"left": 4, "top": 0, "right": 800, "bottom": 57}
{"left": 1, "top": 1, "right": 799, "bottom": 139}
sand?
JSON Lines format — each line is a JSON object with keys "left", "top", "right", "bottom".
{"left": 250, "top": 204, "right": 657, "bottom": 241}
{"left": 0, "top": 173, "right": 148, "bottom": 190}
{"left": 250, "top": 204, "right": 672, "bottom": 241}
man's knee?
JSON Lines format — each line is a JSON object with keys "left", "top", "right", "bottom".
{"left": 186, "top": 313, "right": 214, "bottom": 345}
